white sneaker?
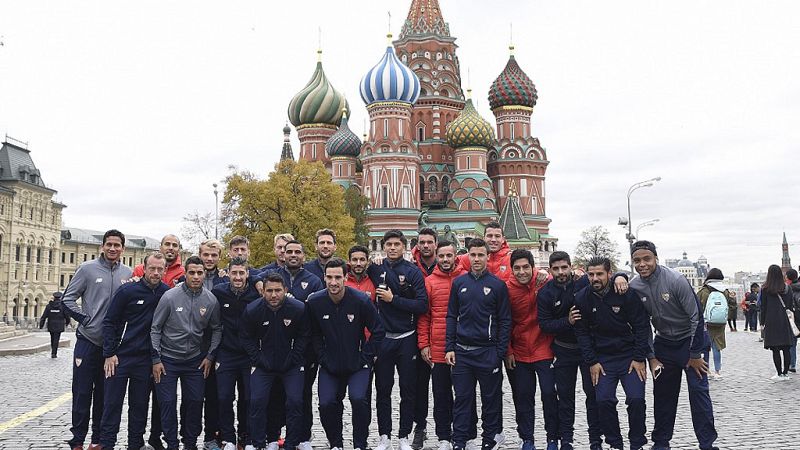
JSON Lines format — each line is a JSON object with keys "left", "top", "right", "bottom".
{"left": 771, "top": 374, "right": 782, "bottom": 380}
{"left": 489, "top": 434, "right": 505, "bottom": 450}
{"left": 222, "top": 443, "right": 236, "bottom": 450}
{"left": 245, "top": 446, "right": 257, "bottom": 450}
{"left": 139, "top": 444, "right": 156, "bottom": 450}
{"left": 376, "top": 435, "right": 393, "bottom": 450}
{"left": 298, "top": 442, "right": 314, "bottom": 450}
{"left": 331, "top": 447, "right": 343, "bottom": 450}
{"left": 781, "top": 374, "right": 792, "bottom": 381}
{"left": 266, "top": 442, "right": 280, "bottom": 450}
{"left": 438, "top": 440, "right": 453, "bottom": 450}
{"left": 399, "top": 438, "right": 413, "bottom": 450}
{"left": 466, "top": 440, "right": 480, "bottom": 450}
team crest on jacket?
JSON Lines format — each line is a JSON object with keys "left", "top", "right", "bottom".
{"left": 399, "top": 275, "right": 405, "bottom": 283}
{"left": 347, "top": 314, "right": 355, "bottom": 322}
{"left": 301, "top": 282, "right": 308, "bottom": 290}
{"left": 661, "top": 293, "right": 670, "bottom": 302}
{"left": 199, "top": 306, "right": 207, "bottom": 316}
{"left": 612, "top": 306, "right": 621, "bottom": 313}
{"left": 483, "top": 287, "right": 492, "bottom": 295}
{"left": 284, "top": 318, "right": 292, "bottom": 326}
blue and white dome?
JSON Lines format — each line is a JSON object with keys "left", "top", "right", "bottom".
{"left": 360, "top": 42, "right": 421, "bottom": 105}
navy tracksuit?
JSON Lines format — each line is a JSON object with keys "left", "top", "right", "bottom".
{"left": 537, "top": 276, "right": 603, "bottom": 446}
{"left": 366, "top": 258, "right": 428, "bottom": 439}
{"left": 446, "top": 271, "right": 511, "bottom": 449}
{"left": 211, "top": 281, "right": 261, "bottom": 445}
{"left": 303, "top": 259, "right": 326, "bottom": 282}
{"left": 241, "top": 295, "right": 309, "bottom": 449}
{"left": 574, "top": 285, "right": 651, "bottom": 450}
{"left": 98, "top": 279, "right": 169, "bottom": 449}
{"left": 307, "top": 287, "right": 385, "bottom": 449}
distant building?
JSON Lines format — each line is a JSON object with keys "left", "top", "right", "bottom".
{"left": 668, "top": 251, "right": 708, "bottom": 290}
{"left": 782, "top": 232, "right": 792, "bottom": 276}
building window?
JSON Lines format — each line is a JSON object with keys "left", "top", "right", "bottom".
{"left": 13, "top": 269, "right": 17, "bottom": 280}
{"left": 398, "top": 119, "right": 403, "bottom": 138}
{"left": 466, "top": 156, "right": 471, "bottom": 169}
{"left": 312, "top": 143, "right": 317, "bottom": 159}
{"left": 91, "top": 254, "right": 96, "bottom": 260}
{"left": 418, "top": 126, "right": 425, "bottom": 141}
{"left": 383, "top": 119, "right": 389, "bottom": 138}
{"left": 84, "top": 253, "right": 88, "bottom": 262}
{"left": 36, "top": 248, "right": 41, "bottom": 263}
{"left": 510, "top": 123, "right": 515, "bottom": 139}
{"left": 19, "top": 205, "right": 23, "bottom": 218}
{"left": 381, "top": 186, "right": 389, "bottom": 208}
{"left": 35, "top": 270, "right": 39, "bottom": 281}
{"left": 48, "top": 249, "right": 53, "bottom": 264}
{"left": 26, "top": 246, "right": 31, "bottom": 263}
{"left": 61, "top": 252, "right": 66, "bottom": 263}
{"left": 29, "top": 208, "right": 33, "bottom": 220}
{"left": 70, "top": 253, "right": 75, "bottom": 264}
{"left": 428, "top": 176, "right": 438, "bottom": 194}
{"left": 522, "top": 124, "right": 527, "bottom": 136}
{"left": 60, "top": 274, "right": 65, "bottom": 287}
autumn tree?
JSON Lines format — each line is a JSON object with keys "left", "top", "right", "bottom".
{"left": 221, "top": 160, "right": 355, "bottom": 267}
{"left": 573, "top": 225, "right": 621, "bottom": 270}
{"left": 343, "top": 186, "right": 370, "bottom": 246}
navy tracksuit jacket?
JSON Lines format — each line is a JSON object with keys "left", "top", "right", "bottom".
{"left": 303, "top": 259, "right": 326, "bottom": 282}
{"left": 277, "top": 266, "right": 324, "bottom": 302}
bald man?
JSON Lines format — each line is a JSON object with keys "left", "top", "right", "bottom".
{"left": 132, "top": 234, "right": 185, "bottom": 288}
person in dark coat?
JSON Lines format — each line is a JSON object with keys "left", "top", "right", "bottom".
{"left": 759, "top": 265, "right": 796, "bottom": 380}
{"left": 39, "top": 291, "right": 70, "bottom": 358}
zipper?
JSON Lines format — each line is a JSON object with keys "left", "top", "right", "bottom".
{"left": 488, "top": 315, "right": 493, "bottom": 340}
{"left": 119, "top": 321, "right": 128, "bottom": 346}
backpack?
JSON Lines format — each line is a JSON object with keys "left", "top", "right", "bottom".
{"left": 704, "top": 290, "right": 728, "bottom": 324}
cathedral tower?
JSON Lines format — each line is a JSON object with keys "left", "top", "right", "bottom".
{"left": 782, "top": 232, "right": 792, "bottom": 276}
{"left": 325, "top": 110, "right": 362, "bottom": 189}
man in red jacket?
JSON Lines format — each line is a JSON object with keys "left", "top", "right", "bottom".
{"left": 131, "top": 234, "right": 184, "bottom": 288}
{"left": 506, "top": 249, "right": 558, "bottom": 450}
{"left": 457, "top": 221, "right": 511, "bottom": 281}
{"left": 418, "top": 240, "right": 468, "bottom": 450}
{"left": 346, "top": 245, "right": 376, "bottom": 302}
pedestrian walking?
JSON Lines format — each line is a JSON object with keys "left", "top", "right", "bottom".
{"left": 696, "top": 268, "right": 729, "bottom": 379}
{"left": 38, "top": 291, "right": 70, "bottom": 358}
{"left": 785, "top": 269, "right": 800, "bottom": 373}
{"left": 742, "top": 284, "right": 760, "bottom": 332}
{"left": 759, "top": 265, "right": 796, "bottom": 380}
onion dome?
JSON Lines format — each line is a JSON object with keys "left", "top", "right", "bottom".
{"left": 488, "top": 46, "right": 538, "bottom": 110}
{"left": 288, "top": 52, "right": 348, "bottom": 127}
{"left": 360, "top": 35, "right": 421, "bottom": 105}
{"left": 326, "top": 110, "right": 362, "bottom": 158}
{"left": 445, "top": 94, "right": 495, "bottom": 148}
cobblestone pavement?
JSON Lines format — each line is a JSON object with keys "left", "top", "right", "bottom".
{"left": 0, "top": 323, "right": 796, "bottom": 449}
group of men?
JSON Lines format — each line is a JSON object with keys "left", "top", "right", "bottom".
{"left": 59, "top": 222, "right": 719, "bottom": 450}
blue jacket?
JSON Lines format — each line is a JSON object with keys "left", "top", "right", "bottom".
{"left": 202, "top": 268, "right": 228, "bottom": 291}
{"left": 367, "top": 258, "right": 428, "bottom": 334}
{"left": 574, "top": 285, "right": 651, "bottom": 365}
{"left": 303, "top": 259, "right": 326, "bottom": 282}
{"left": 102, "top": 279, "right": 169, "bottom": 358}
{"left": 445, "top": 270, "right": 511, "bottom": 359}
{"left": 211, "top": 281, "right": 261, "bottom": 363}
{"left": 240, "top": 296, "right": 309, "bottom": 372}
{"left": 537, "top": 276, "right": 589, "bottom": 347}
{"left": 277, "top": 266, "right": 324, "bottom": 302}
{"left": 307, "top": 287, "right": 385, "bottom": 375}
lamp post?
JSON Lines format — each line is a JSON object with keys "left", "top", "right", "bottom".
{"left": 624, "top": 177, "right": 661, "bottom": 250}
{"left": 636, "top": 218, "right": 660, "bottom": 239}
{"left": 213, "top": 183, "right": 219, "bottom": 240}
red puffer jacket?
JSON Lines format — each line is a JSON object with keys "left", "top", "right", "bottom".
{"left": 418, "top": 265, "right": 466, "bottom": 363}
{"left": 411, "top": 246, "right": 436, "bottom": 277}
{"left": 457, "top": 242, "right": 512, "bottom": 281}
{"left": 507, "top": 275, "right": 554, "bottom": 363}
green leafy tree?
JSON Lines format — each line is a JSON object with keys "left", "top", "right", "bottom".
{"left": 221, "top": 160, "right": 355, "bottom": 267}
{"left": 573, "top": 225, "right": 621, "bottom": 270}
{"left": 344, "top": 186, "right": 370, "bottom": 246}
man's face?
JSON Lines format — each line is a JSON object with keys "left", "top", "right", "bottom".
{"left": 228, "top": 264, "right": 248, "bottom": 290}
{"left": 632, "top": 250, "right": 657, "bottom": 278}
{"left": 184, "top": 263, "right": 205, "bottom": 290}
{"left": 144, "top": 258, "right": 166, "bottom": 285}
{"left": 274, "top": 238, "right": 289, "bottom": 264}
{"left": 417, "top": 234, "right": 436, "bottom": 258}
{"left": 349, "top": 251, "right": 369, "bottom": 276}
{"left": 587, "top": 265, "right": 610, "bottom": 291}
{"left": 102, "top": 236, "right": 125, "bottom": 263}
{"left": 484, "top": 227, "right": 505, "bottom": 253}
{"left": 316, "top": 234, "right": 336, "bottom": 259}
{"left": 229, "top": 243, "right": 249, "bottom": 260}
{"left": 199, "top": 245, "right": 220, "bottom": 271}
{"left": 549, "top": 259, "right": 572, "bottom": 284}
{"left": 752, "top": 286, "right": 760, "bottom": 293}
{"left": 512, "top": 258, "right": 533, "bottom": 285}
{"left": 284, "top": 243, "right": 304, "bottom": 270}
{"left": 468, "top": 245, "right": 489, "bottom": 273}
{"left": 263, "top": 281, "right": 286, "bottom": 308}
{"left": 436, "top": 245, "right": 456, "bottom": 272}
{"left": 160, "top": 236, "right": 180, "bottom": 263}
{"left": 325, "top": 266, "right": 345, "bottom": 296}
{"left": 383, "top": 237, "right": 404, "bottom": 260}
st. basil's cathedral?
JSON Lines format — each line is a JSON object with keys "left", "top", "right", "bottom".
{"left": 282, "top": 0, "right": 557, "bottom": 260}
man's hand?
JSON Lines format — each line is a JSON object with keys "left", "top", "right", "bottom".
{"left": 534, "top": 270, "right": 549, "bottom": 288}
{"left": 198, "top": 358, "right": 213, "bottom": 379}
{"left": 504, "top": 353, "right": 516, "bottom": 370}
{"left": 124, "top": 276, "right": 141, "bottom": 284}
{"left": 648, "top": 358, "right": 663, "bottom": 378}
{"left": 590, "top": 362, "right": 605, "bottom": 386}
{"left": 629, "top": 359, "right": 647, "bottom": 381}
{"left": 687, "top": 356, "right": 709, "bottom": 379}
{"left": 568, "top": 306, "right": 581, "bottom": 325}
{"left": 420, "top": 347, "right": 433, "bottom": 367}
{"left": 613, "top": 276, "right": 629, "bottom": 294}
{"left": 376, "top": 286, "right": 394, "bottom": 303}
{"left": 152, "top": 362, "right": 166, "bottom": 383}
{"left": 104, "top": 355, "right": 119, "bottom": 378}
{"left": 218, "top": 269, "right": 227, "bottom": 278}
{"left": 573, "top": 268, "right": 586, "bottom": 280}
{"left": 445, "top": 351, "right": 456, "bottom": 366}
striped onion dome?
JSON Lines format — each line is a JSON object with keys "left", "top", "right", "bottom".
{"left": 326, "top": 111, "right": 362, "bottom": 157}
{"left": 445, "top": 96, "right": 495, "bottom": 148}
{"left": 360, "top": 37, "right": 421, "bottom": 105}
{"left": 288, "top": 53, "right": 348, "bottom": 127}
{"left": 488, "top": 47, "right": 538, "bottom": 110}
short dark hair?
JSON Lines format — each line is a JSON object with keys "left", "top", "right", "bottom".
{"left": 631, "top": 240, "right": 657, "bottom": 257}
{"left": 586, "top": 256, "right": 612, "bottom": 273}
{"left": 229, "top": 235, "right": 250, "bottom": 248}
{"left": 102, "top": 229, "right": 126, "bottom": 246}
{"left": 348, "top": 245, "right": 370, "bottom": 259}
{"left": 549, "top": 251, "right": 571, "bottom": 267}
{"left": 787, "top": 269, "right": 799, "bottom": 283}
{"left": 382, "top": 229, "right": 407, "bottom": 247}
{"left": 324, "top": 257, "right": 347, "bottom": 275}
{"left": 484, "top": 221, "right": 503, "bottom": 235}
{"left": 750, "top": 282, "right": 760, "bottom": 289}
{"left": 284, "top": 240, "right": 304, "bottom": 251}
{"left": 436, "top": 240, "right": 455, "bottom": 251}
{"left": 263, "top": 272, "right": 286, "bottom": 287}
{"left": 418, "top": 227, "right": 437, "bottom": 242}
{"left": 184, "top": 255, "right": 204, "bottom": 269}
{"left": 316, "top": 228, "right": 337, "bottom": 244}
{"left": 763, "top": 265, "right": 786, "bottom": 295}
{"left": 227, "top": 256, "right": 249, "bottom": 270}
{"left": 510, "top": 249, "right": 534, "bottom": 267}
{"left": 466, "top": 237, "right": 489, "bottom": 252}
{"left": 143, "top": 252, "right": 165, "bottom": 267}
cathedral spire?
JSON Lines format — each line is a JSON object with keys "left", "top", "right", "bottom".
{"left": 399, "top": 0, "right": 450, "bottom": 39}
{"left": 782, "top": 232, "right": 792, "bottom": 275}
{"left": 280, "top": 123, "right": 294, "bottom": 161}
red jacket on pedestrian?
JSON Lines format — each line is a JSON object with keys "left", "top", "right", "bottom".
{"left": 506, "top": 274, "right": 554, "bottom": 363}
{"left": 132, "top": 256, "right": 184, "bottom": 288}
{"left": 457, "top": 241, "right": 512, "bottom": 281}
{"left": 418, "top": 264, "right": 466, "bottom": 363}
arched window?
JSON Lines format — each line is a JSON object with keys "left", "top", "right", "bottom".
{"left": 418, "top": 126, "right": 425, "bottom": 141}
{"left": 428, "top": 176, "right": 438, "bottom": 195}
{"left": 442, "top": 176, "right": 451, "bottom": 194}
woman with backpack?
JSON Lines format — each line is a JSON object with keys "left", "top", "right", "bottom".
{"left": 760, "top": 264, "right": 796, "bottom": 380}
{"left": 697, "top": 268, "right": 729, "bottom": 379}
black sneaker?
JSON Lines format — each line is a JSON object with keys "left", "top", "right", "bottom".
{"left": 148, "top": 438, "right": 166, "bottom": 450}
{"left": 790, "top": 368, "right": 797, "bottom": 373}
{"left": 412, "top": 427, "right": 427, "bottom": 450}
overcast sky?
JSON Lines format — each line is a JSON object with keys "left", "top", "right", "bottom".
{"left": 1, "top": 1, "right": 797, "bottom": 276}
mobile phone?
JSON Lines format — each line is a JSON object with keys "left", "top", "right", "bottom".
{"left": 378, "top": 283, "right": 387, "bottom": 291}
{"left": 653, "top": 365, "right": 663, "bottom": 380}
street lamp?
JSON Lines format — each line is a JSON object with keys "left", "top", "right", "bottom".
{"left": 625, "top": 177, "right": 661, "bottom": 250}
{"left": 213, "top": 183, "right": 219, "bottom": 240}
{"left": 636, "top": 218, "right": 660, "bottom": 239}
